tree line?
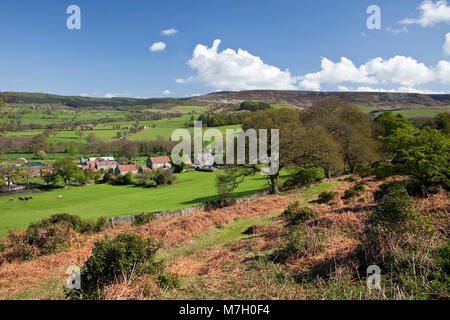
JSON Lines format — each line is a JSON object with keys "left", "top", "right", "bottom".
{"left": 216, "top": 97, "right": 449, "bottom": 197}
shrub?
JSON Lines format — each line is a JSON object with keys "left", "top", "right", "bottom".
{"left": 154, "top": 169, "right": 176, "bottom": 186}
{"left": 354, "top": 163, "right": 372, "bottom": 178}
{"left": 318, "top": 191, "right": 338, "bottom": 203}
{"left": 370, "top": 187, "right": 417, "bottom": 231}
{"left": 273, "top": 228, "right": 325, "bottom": 262}
{"left": 371, "top": 161, "right": 397, "bottom": 180}
{"left": 0, "top": 214, "right": 109, "bottom": 263}
{"left": 157, "top": 272, "right": 180, "bottom": 289}
{"left": 283, "top": 202, "right": 316, "bottom": 225}
{"left": 133, "top": 212, "right": 155, "bottom": 226}
{"left": 283, "top": 167, "right": 325, "bottom": 189}
{"left": 36, "top": 150, "right": 47, "bottom": 160}
{"left": 240, "top": 101, "right": 271, "bottom": 112}
{"left": 343, "top": 181, "right": 366, "bottom": 199}
{"left": 72, "top": 234, "right": 162, "bottom": 300}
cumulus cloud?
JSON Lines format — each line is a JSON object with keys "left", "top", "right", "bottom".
{"left": 338, "top": 85, "right": 443, "bottom": 94}
{"left": 150, "top": 42, "right": 166, "bottom": 52}
{"left": 162, "top": 89, "right": 171, "bottom": 95}
{"left": 298, "top": 56, "right": 449, "bottom": 90}
{"left": 104, "top": 93, "right": 129, "bottom": 98}
{"left": 298, "top": 57, "right": 376, "bottom": 90}
{"left": 444, "top": 32, "right": 450, "bottom": 55}
{"left": 177, "top": 39, "right": 297, "bottom": 90}
{"left": 80, "top": 93, "right": 89, "bottom": 97}
{"left": 161, "top": 28, "right": 178, "bottom": 36}
{"left": 400, "top": 0, "right": 450, "bottom": 27}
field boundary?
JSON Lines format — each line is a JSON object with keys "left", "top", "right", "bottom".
{"left": 108, "top": 190, "right": 270, "bottom": 228}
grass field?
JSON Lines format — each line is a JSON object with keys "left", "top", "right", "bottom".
{"left": 0, "top": 171, "right": 276, "bottom": 237}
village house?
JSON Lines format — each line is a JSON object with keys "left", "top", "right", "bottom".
{"left": 96, "top": 160, "right": 118, "bottom": 172}
{"left": 80, "top": 157, "right": 115, "bottom": 165}
{"left": 146, "top": 156, "right": 171, "bottom": 169}
{"left": 138, "top": 165, "right": 151, "bottom": 173}
{"left": 114, "top": 164, "right": 138, "bottom": 175}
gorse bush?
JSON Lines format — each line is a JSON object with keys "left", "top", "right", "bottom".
{"left": 318, "top": 191, "right": 338, "bottom": 203}
{"left": 71, "top": 234, "right": 162, "bottom": 300}
{"left": 133, "top": 212, "right": 156, "bottom": 226}
{"left": 0, "top": 214, "right": 108, "bottom": 264}
{"left": 343, "top": 181, "right": 366, "bottom": 199}
{"left": 283, "top": 202, "right": 316, "bottom": 225}
{"left": 274, "top": 228, "right": 325, "bottom": 262}
{"left": 370, "top": 187, "right": 417, "bottom": 231}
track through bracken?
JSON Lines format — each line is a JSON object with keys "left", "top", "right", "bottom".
{"left": 1, "top": 177, "right": 448, "bottom": 299}
{"left": 0, "top": 194, "right": 291, "bottom": 299}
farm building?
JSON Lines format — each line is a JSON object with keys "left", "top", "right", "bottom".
{"left": 114, "top": 164, "right": 138, "bottom": 175}
{"left": 146, "top": 156, "right": 171, "bottom": 169}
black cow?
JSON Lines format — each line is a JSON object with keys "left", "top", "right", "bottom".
{"left": 18, "top": 197, "right": 24, "bottom": 201}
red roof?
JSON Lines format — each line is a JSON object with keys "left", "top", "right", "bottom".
{"left": 118, "top": 165, "right": 137, "bottom": 172}
{"left": 150, "top": 157, "right": 170, "bottom": 164}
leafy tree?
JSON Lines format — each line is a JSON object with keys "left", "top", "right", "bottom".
{"left": 135, "top": 170, "right": 154, "bottom": 186}
{"left": 374, "top": 111, "right": 413, "bottom": 136}
{"left": 36, "top": 150, "right": 47, "bottom": 160}
{"left": 215, "top": 166, "right": 257, "bottom": 199}
{"left": 301, "top": 97, "right": 378, "bottom": 172}
{"left": 53, "top": 157, "right": 80, "bottom": 187}
{"left": 242, "top": 108, "right": 305, "bottom": 193}
{"left": 240, "top": 101, "right": 271, "bottom": 112}
{"left": 0, "top": 160, "right": 21, "bottom": 191}
{"left": 66, "top": 143, "right": 78, "bottom": 157}
{"left": 32, "top": 133, "right": 49, "bottom": 153}
{"left": 385, "top": 127, "right": 450, "bottom": 190}
{"left": 435, "top": 112, "right": 450, "bottom": 134}
{"left": 0, "top": 93, "right": 13, "bottom": 134}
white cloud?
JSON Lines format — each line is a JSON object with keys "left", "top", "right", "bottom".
{"left": 150, "top": 42, "right": 166, "bottom": 52}
{"left": 386, "top": 26, "right": 408, "bottom": 34}
{"left": 400, "top": 0, "right": 450, "bottom": 27}
{"left": 444, "top": 32, "right": 450, "bottom": 55}
{"left": 162, "top": 90, "right": 171, "bottom": 95}
{"left": 364, "top": 56, "right": 436, "bottom": 86}
{"left": 161, "top": 28, "right": 178, "bottom": 36}
{"left": 80, "top": 93, "right": 89, "bottom": 97}
{"left": 339, "top": 85, "right": 443, "bottom": 94}
{"left": 177, "top": 39, "right": 297, "bottom": 90}
{"left": 104, "top": 93, "right": 129, "bottom": 98}
{"left": 298, "top": 56, "right": 449, "bottom": 90}
{"left": 298, "top": 57, "right": 376, "bottom": 90}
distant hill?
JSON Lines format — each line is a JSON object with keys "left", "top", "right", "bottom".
{"left": 3, "top": 92, "right": 182, "bottom": 108}
{"left": 4, "top": 90, "right": 450, "bottom": 110}
{"left": 189, "top": 90, "right": 450, "bottom": 109}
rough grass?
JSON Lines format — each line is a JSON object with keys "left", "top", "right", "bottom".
{"left": 0, "top": 178, "right": 448, "bottom": 300}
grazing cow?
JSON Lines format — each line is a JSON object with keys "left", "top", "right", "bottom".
{"left": 9, "top": 198, "right": 14, "bottom": 202}
{"left": 29, "top": 196, "right": 33, "bottom": 200}
{"left": 18, "top": 197, "right": 24, "bottom": 201}
{"left": 24, "top": 197, "right": 30, "bottom": 201}
{"left": 58, "top": 195, "right": 63, "bottom": 199}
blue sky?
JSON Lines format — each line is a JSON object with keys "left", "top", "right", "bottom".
{"left": 0, "top": 0, "right": 449, "bottom": 97}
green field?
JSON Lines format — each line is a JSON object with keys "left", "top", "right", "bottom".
{"left": 0, "top": 171, "right": 273, "bottom": 237}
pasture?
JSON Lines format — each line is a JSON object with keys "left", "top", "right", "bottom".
{"left": 0, "top": 171, "right": 272, "bottom": 237}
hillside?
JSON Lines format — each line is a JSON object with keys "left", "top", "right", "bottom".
{"left": 3, "top": 92, "right": 182, "bottom": 108}
{"left": 190, "top": 90, "right": 450, "bottom": 110}
{"left": 4, "top": 90, "right": 450, "bottom": 110}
